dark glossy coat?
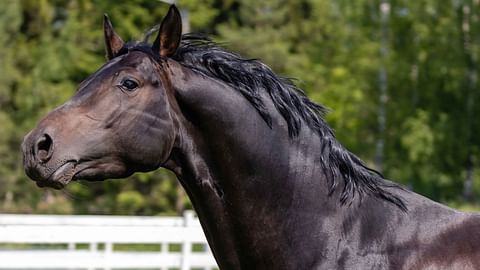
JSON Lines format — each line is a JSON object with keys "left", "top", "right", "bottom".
{"left": 22, "top": 5, "right": 480, "bottom": 270}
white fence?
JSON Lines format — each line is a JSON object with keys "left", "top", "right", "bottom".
{"left": 0, "top": 211, "right": 218, "bottom": 270}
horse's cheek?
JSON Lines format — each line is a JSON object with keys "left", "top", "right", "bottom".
{"left": 129, "top": 119, "right": 175, "bottom": 170}
{"left": 153, "top": 123, "right": 176, "bottom": 165}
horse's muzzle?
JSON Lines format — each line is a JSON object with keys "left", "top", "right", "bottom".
{"left": 21, "top": 130, "right": 70, "bottom": 189}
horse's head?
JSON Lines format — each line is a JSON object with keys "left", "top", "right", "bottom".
{"left": 22, "top": 6, "right": 183, "bottom": 189}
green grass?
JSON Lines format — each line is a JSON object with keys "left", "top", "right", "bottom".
{"left": 114, "top": 243, "right": 162, "bottom": 252}
{"left": 0, "top": 242, "right": 211, "bottom": 253}
{"left": 0, "top": 243, "right": 68, "bottom": 249}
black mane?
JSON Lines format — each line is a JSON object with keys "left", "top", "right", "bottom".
{"left": 119, "top": 34, "right": 406, "bottom": 211}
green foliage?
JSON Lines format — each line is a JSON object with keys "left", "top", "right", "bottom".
{"left": 401, "top": 110, "right": 434, "bottom": 163}
{"left": 1, "top": 0, "right": 479, "bottom": 215}
{"left": 117, "top": 191, "right": 146, "bottom": 214}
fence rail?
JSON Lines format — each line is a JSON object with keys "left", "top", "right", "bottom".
{"left": 0, "top": 211, "right": 218, "bottom": 270}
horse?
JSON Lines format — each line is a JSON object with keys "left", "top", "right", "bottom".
{"left": 22, "top": 5, "right": 480, "bottom": 270}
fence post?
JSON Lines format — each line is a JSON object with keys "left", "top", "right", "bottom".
{"left": 181, "top": 211, "right": 194, "bottom": 270}
{"left": 105, "top": 242, "right": 113, "bottom": 255}
{"left": 90, "top": 242, "right": 97, "bottom": 252}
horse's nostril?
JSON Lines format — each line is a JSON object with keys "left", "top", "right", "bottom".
{"left": 35, "top": 134, "right": 53, "bottom": 163}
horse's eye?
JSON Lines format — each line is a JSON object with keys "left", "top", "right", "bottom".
{"left": 121, "top": 79, "right": 139, "bottom": 91}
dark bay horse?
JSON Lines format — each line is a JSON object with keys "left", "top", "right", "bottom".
{"left": 22, "top": 5, "right": 480, "bottom": 270}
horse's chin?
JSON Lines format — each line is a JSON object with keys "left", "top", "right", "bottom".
{"left": 72, "top": 160, "right": 131, "bottom": 182}
{"left": 35, "top": 161, "right": 77, "bottom": 190}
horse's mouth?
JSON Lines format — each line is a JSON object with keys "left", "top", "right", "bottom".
{"left": 36, "top": 161, "right": 77, "bottom": 190}
{"left": 31, "top": 158, "right": 127, "bottom": 189}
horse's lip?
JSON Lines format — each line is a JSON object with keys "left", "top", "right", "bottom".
{"left": 72, "top": 161, "right": 94, "bottom": 180}
{"left": 37, "top": 161, "right": 77, "bottom": 189}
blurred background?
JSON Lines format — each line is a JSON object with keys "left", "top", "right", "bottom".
{"left": 0, "top": 0, "right": 479, "bottom": 215}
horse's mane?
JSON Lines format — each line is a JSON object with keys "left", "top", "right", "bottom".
{"left": 121, "top": 33, "right": 406, "bottom": 211}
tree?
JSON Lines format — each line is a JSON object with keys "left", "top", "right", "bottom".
{"left": 1, "top": 0, "right": 479, "bottom": 214}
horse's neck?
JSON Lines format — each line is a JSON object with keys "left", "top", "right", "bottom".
{"left": 163, "top": 61, "right": 464, "bottom": 269}
{"left": 165, "top": 62, "right": 350, "bottom": 267}
{"left": 168, "top": 62, "right": 334, "bottom": 208}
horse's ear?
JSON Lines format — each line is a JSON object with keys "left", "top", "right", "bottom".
{"left": 103, "top": 14, "right": 124, "bottom": 60}
{"left": 152, "top": 5, "right": 182, "bottom": 57}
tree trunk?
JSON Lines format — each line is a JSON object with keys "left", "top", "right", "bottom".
{"left": 175, "top": 182, "right": 185, "bottom": 215}
{"left": 461, "top": 1, "right": 477, "bottom": 202}
{"left": 376, "top": 0, "right": 390, "bottom": 172}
